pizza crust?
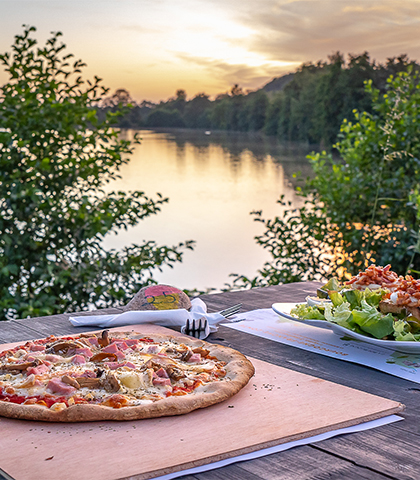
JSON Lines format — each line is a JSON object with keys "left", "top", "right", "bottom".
{"left": 0, "top": 331, "right": 255, "bottom": 422}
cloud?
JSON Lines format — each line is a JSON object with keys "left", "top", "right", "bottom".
{"left": 235, "top": 0, "right": 420, "bottom": 64}
{"left": 176, "top": 52, "right": 297, "bottom": 92}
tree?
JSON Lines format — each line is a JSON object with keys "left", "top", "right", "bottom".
{"left": 146, "top": 108, "right": 186, "bottom": 127}
{"left": 184, "top": 93, "right": 211, "bottom": 128}
{"left": 101, "top": 89, "right": 143, "bottom": 128}
{"left": 0, "top": 26, "right": 193, "bottom": 320}
{"left": 229, "top": 69, "right": 420, "bottom": 288}
{"left": 248, "top": 91, "right": 269, "bottom": 131}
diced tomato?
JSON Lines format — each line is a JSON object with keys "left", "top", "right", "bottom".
{"left": 170, "top": 379, "right": 202, "bottom": 395}
{"left": 0, "top": 393, "right": 68, "bottom": 408}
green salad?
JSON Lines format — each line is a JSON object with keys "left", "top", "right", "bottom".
{"left": 291, "top": 278, "right": 420, "bottom": 342}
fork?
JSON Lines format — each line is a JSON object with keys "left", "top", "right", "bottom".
{"left": 184, "top": 318, "right": 208, "bottom": 338}
{"left": 184, "top": 304, "right": 242, "bottom": 338}
{"left": 218, "top": 303, "right": 242, "bottom": 318}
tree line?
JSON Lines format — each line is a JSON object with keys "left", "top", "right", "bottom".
{"left": 103, "top": 52, "right": 419, "bottom": 147}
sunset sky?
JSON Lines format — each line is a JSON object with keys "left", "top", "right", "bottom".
{"left": 1, "top": 0, "right": 420, "bottom": 103}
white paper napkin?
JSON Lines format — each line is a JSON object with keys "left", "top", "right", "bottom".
{"left": 69, "top": 298, "right": 226, "bottom": 339}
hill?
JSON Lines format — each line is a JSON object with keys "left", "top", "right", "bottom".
{"left": 261, "top": 73, "right": 295, "bottom": 93}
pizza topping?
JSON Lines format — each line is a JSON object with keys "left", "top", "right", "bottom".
{"left": 98, "top": 330, "right": 110, "bottom": 348}
{"left": 2, "top": 361, "right": 37, "bottom": 372}
{"left": 15, "top": 374, "right": 38, "bottom": 389}
{"left": 180, "top": 349, "right": 193, "bottom": 362}
{"left": 90, "top": 352, "right": 118, "bottom": 363}
{"left": 155, "top": 367, "right": 169, "bottom": 378}
{"left": 87, "top": 337, "right": 99, "bottom": 347}
{"left": 29, "top": 344, "right": 45, "bottom": 352}
{"left": 27, "top": 363, "right": 50, "bottom": 376}
{"left": 61, "top": 375, "right": 81, "bottom": 389}
{"left": 46, "top": 340, "right": 85, "bottom": 356}
{"left": 47, "top": 378, "right": 77, "bottom": 396}
{"left": 166, "top": 366, "right": 185, "bottom": 381}
{"left": 187, "top": 353, "right": 201, "bottom": 363}
{"left": 102, "top": 373, "right": 121, "bottom": 393}
{"left": 74, "top": 347, "right": 93, "bottom": 358}
{"left": 70, "top": 355, "right": 87, "bottom": 365}
{"left": 50, "top": 402, "right": 67, "bottom": 412}
{"left": 44, "top": 354, "right": 65, "bottom": 363}
{"left": 75, "top": 377, "right": 102, "bottom": 389}
{"left": 152, "top": 374, "right": 171, "bottom": 386}
{"left": 101, "top": 393, "right": 130, "bottom": 408}
{"left": 105, "top": 361, "right": 135, "bottom": 370}
{"left": 192, "top": 347, "right": 210, "bottom": 357}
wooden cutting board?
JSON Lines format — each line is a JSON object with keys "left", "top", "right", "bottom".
{"left": 0, "top": 325, "right": 404, "bottom": 480}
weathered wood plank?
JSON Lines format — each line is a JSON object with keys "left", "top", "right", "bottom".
{"left": 310, "top": 424, "right": 420, "bottom": 480}
{"left": 0, "top": 321, "right": 44, "bottom": 343}
{"left": 234, "top": 444, "right": 398, "bottom": 480}
{"left": 200, "top": 282, "right": 323, "bottom": 313}
{"left": 177, "top": 443, "right": 398, "bottom": 480}
{"left": 10, "top": 307, "right": 124, "bottom": 339}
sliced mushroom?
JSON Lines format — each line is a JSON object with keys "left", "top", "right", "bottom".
{"left": 192, "top": 347, "right": 210, "bottom": 357}
{"left": 76, "top": 377, "right": 102, "bottom": 389}
{"left": 180, "top": 350, "right": 193, "bottom": 362}
{"left": 2, "top": 361, "right": 37, "bottom": 372}
{"left": 102, "top": 373, "right": 120, "bottom": 393}
{"left": 166, "top": 366, "right": 186, "bottom": 381}
{"left": 90, "top": 352, "right": 118, "bottom": 363}
{"left": 144, "top": 354, "right": 177, "bottom": 368}
{"left": 98, "top": 330, "right": 111, "bottom": 347}
{"left": 46, "top": 341, "right": 84, "bottom": 356}
{"left": 61, "top": 375, "right": 81, "bottom": 389}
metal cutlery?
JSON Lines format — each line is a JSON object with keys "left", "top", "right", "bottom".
{"left": 184, "top": 318, "right": 208, "bottom": 339}
{"left": 218, "top": 303, "right": 242, "bottom": 318}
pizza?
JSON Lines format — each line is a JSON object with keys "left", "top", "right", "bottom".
{"left": 0, "top": 330, "right": 255, "bottom": 422}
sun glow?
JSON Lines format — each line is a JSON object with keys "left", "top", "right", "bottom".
{"left": 1, "top": 0, "right": 420, "bottom": 102}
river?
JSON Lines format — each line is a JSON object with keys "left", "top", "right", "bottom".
{"left": 102, "top": 129, "right": 317, "bottom": 292}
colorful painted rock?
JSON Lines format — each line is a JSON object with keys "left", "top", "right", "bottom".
{"left": 124, "top": 284, "right": 192, "bottom": 311}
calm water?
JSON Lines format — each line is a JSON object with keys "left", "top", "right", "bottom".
{"left": 102, "top": 129, "right": 316, "bottom": 291}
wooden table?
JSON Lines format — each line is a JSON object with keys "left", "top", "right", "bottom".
{"left": 0, "top": 281, "right": 418, "bottom": 480}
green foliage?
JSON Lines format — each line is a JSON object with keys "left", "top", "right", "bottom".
{"left": 146, "top": 108, "right": 186, "bottom": 128}
{"left": 183, "top": 93, "right": 212, "bottom": 128}
{"left": 0, "top": 26, "right": 193, "bottom": 320}
{"left": 229, "top": 69, "right": 420, "bottom": 288}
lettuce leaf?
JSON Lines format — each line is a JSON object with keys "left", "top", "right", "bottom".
{"left": 290, "top": 304, "right": 325, "bottom": 320}
{"left": 329, "top": 290, "right": 344, "bottom": 307}
{"left": 351, "top": 300, "right": 394, "bottom": 339}
{"left": 342, "top": 289, "right": 364, "bottom": 309}
{"left": 393, "top": 320, "right": 420, "bottom": 342}
{"left": 324, "top": 302, "right": 352, "bottom": 326}
{"left": 363, "top": 288, "right": 388, "bottom": 307}
{"left": 321, "top": 277, "right": 341, "bottom": 292}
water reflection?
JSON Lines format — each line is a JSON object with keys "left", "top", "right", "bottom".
{"left": 103, "top": 129, "right": 317, "bottom": 291}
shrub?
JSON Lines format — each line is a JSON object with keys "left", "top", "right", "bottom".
{"left": 0, "top": 26, "right": 193, "bottom": 319}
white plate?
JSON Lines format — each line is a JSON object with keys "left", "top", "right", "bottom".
{"left": 305, "top": 295, "right": 332, "bottom": 307}
{"left": 272, "top": 302, "right": 420, "bottom": 354}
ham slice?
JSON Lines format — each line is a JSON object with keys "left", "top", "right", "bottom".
{"left": 27, "top": 363, "right": 50, "bottom": 376}
{"left": 187, "top": 353, "right": 202, "bottom": 363}
{"left": 71, "top": 355, "right": 86, "bottom": 365}
{"left": 75, "top": 347, "right": 93, "bottom": 358}
{"left": 47, "top": 377, "right": 77, "bottom": 396}
{"left": 152, "top": 376, "right": 171, "bottom": 386}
